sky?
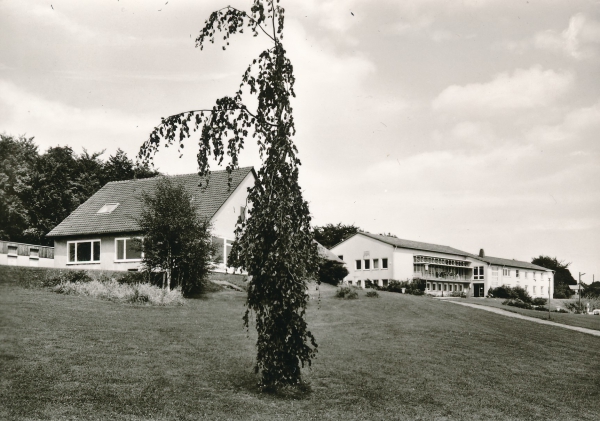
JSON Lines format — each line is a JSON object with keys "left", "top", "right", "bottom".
{"left": 1, "top": 0, "right": 599, "bottom": 280}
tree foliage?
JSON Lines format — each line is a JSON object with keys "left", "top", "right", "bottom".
{"left": 138, "top": 177, "right": 214, "bottom": 297}
{"left": 313, "top": 223, "right": 361, "bottom": 249}
{"left": 0, "top": 135, "right": 158, "bottom": 245}
{"left": 531, "top": 255, "right": 576, "bottom": 299}
{"left": 138, "top": 0, "right": 319, "bottom": 389}
{"left": 317, "top": 259, "right": 349, "bottom": 286}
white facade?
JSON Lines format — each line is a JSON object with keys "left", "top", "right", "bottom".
{"left": 0, "top": 241, "right": 54, "bottom": 268}
{"left": 330, "top": 233, "right": 553, "bottom": 298}
{"left": 52, "top": 171, "right": 254, "bottom": 272}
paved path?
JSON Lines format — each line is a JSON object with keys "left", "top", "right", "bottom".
{"left": 445, "top": 300, "right": 600, "bottom": 338}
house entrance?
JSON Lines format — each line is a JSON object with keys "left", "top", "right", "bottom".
{"left": 473, "top": 283, "right": 485, "bottom": 297}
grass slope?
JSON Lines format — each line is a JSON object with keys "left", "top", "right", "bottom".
{"left": 455, "top": 297, "right": 600, "bottom": 331}
{"left": 1, "top": 279, "right": 599, "bottom": 420}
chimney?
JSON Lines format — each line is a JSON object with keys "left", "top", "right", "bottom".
{"left": 479, "top": 248, "right": 485, "bottom": 258}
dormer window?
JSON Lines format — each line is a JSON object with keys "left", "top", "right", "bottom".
{"left": 97, "top": 203, "right": 119, "bottom": 214}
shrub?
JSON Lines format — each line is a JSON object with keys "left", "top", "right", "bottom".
{"left": 336, "top": 286, "right": 358, "bottom": 300}
{"left": 489, "top": 285, "right": 532, "bottom": 304}
{"left": 533, "top": 306, "right": 549, "bottom": 312}
{"left": 317, "top": 259, "right": 349, "bottom": 286}
{"left": 43, "top": 270, "right": 92, "bottom": 288}
{"left": 532, "top": 297, "right": 547, "bottom": 306}
{"left": 52, "top": 279, "right": 184, "bottom": 305}
{"left": 502, "top": 299, "right": 533, "bottom": 310}
{"left": 450, "top": 291, "right": 467, "bottom": 298}
{"left": 366, "top": 290, "right": 379, "bottom": 298}
{"left": 384, "top": 279, "right": 425, "bottom": 295}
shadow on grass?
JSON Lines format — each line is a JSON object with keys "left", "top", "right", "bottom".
{"left": 226, "top": 368, "right": 313, "bottom": 401}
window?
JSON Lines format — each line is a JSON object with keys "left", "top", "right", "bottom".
{"left": 443, "top": 284, "right": 447, "bottom": 291}
{"left": 97, "top": 203, "right": 119, "bottom": 214}
{"left": 115, "top": 238, "right": 143, "bottom": 261}
{"left": 355, "top": 260, "right": 362, "bottom": 270}
{"left": 492, "top": 267, "right": 499, "bottom": 283}
{"left": 541, "top": 286, "right": 544, "bottom": 294}
{"left": 239, "top": 205, "right": 246, "bottom": 223}
{"left": 357, "top": 280, "right": 361, "bottom": 286}
{"left": 348, "top": 281, "right": 352, "bottom": 285}
{"left": 427, "top": 283, "right": 431, "bottom": 290}
{"left": 516, "top": 269, "right": 520, "bottom": 278}
{"left": 503, "top": 268, "right": 510, "bottom": 276}
{"left": 382, "top": 279, "right": 388, "bottom": 287}
{"left": 431, "top": 283, "right": 436, "bottom": 291}
{"left": 474, "top": 266, "right": 484, "bottom": 280}
{"left": 68, "top": 240, "right": 100, "bottom": 263}
{"left": 524, "top": 271, "right": 528, "bottom": 279}
{"left": 364, "top": 259, "right": 370, "bottom": 270}
{"left": 459, "top": 284, "right": 463, "bottom": 292}
{"left": 7, "top": 245, "right": 17, "bottom": 256}
{"left": 533, "top": 272, "right": 537, "bottom": 279}
{"left": 382, "top": 258, "right": 388, "bottom": 269}
{"left": 373, "top": 259, "right": 379, "bottom": 269}
{"left": 533, "top": 286, "right": 536, "bottom": 293}
{"left": 29, "top": 248, "right": 39, "bottom": 259}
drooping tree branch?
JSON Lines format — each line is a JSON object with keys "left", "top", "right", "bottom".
{"left": 139, "top": 0, "right": 319, "bottom": 390}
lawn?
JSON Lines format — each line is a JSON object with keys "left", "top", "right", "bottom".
{"left": 1, "top": 274, "right": 600, "bottom": 420}
{"left": 453, "top": 297, "right": 600, "bottom": 331}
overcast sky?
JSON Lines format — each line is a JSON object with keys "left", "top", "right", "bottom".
{"left": 1, "top": 0, "right": 599, "bottom": 280}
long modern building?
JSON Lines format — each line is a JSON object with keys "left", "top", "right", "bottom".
{"left": 330, "top": 232, "right": 553, "bottom": 298}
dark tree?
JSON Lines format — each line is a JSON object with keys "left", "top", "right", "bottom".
{"left": 531, "top": 255, "right": 576, "bottom": 299}
{"left": 314, "top": 223, "right": 361, "bottom": 249}
{"left": 138, "top": 0, "right": 319, "bottom": 389}
{"left": 318, "top": 259, "right": 349, "bottom": 286}
{"left": 103, "top": 148, "right": 159, "bottom": 184}
{"left": 138, "top": 177, "right": 214, "bottom": 297}
{"left": 0, "top": 134, "right": 38, "bottom": 242}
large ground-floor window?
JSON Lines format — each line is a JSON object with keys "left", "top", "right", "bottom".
{"left": 68, "top": 240, "right": 100, "bottom": 263}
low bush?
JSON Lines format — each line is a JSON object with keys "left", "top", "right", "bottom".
{"left": 52, "top": 279, "right": 184, "bottom": 306}
{"left": 450, "top": 291, "right": 467, "bottom": 298}
{"left": 489, "top": 285, "right": 533, "bottom": 304}
{"left": 43, "top": 270, "right": 92, "bottom": 288}
{"left": 532, "top": 297, "right": 547, "bottom": 306}
{"left": 533, "top": 306, "right": 549, "bottom": 312}
{"left": 366, "top": 290, "right": 379, "bottom": 298}
{"left": 384, "top": 279, "right": 426, "bottom": 295}
{"left": 336, "top": 286, "right": 359, "bottom": 300}
{"left": 502, "top": 299, "right": 533, "bottom": 310}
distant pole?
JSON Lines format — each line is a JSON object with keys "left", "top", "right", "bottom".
{"left": 579, "top": 272, "right": 585, "bottom": 310}
{"left": 548, "top": 274, "right": 551, "bottom": 320}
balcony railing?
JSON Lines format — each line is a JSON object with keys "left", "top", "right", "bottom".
{"left": 413, "top": 273, "right": 470, "bottom": 282}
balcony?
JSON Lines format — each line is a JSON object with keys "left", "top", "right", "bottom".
{"left": 413, "top": 272, "right": 471, "bottom": 282}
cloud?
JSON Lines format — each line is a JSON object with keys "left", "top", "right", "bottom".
{"left": 432, "top": 66, "right": 573, "bottom": 113}
{"left": 0, "top": 79, "right": 155, "bottom": 159}
{"left": 534, "top": 13, "right": 600, "bottom": 59}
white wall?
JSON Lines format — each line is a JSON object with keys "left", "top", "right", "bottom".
{"left": 330, "top": 234, "right": 394, "bottom": 287}
{"left": 54, "top": 234, "right": 142, "bottom": 271}
{"left": 211, "top": 171, "right": 254, "bottom": 240}
{"left": 0, "top": 253, "right": 54, "bottom": 268}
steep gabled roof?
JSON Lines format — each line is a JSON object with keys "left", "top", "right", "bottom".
{"left": 346, "top": 232, "right": 476, "bottom": 258}
{"left": 477, "top": 255, "right": 551, "bottom": 272}
{"left": 315, "top": 241, "right": 345, "bottom": 264}
{"left": 47, "top": 167, "right": 254, "bottom": 238}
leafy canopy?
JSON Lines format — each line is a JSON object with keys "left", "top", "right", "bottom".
{"left": 138, "top": 0, "right": 319, "bottom": 389}
{"left": 138, "top": 177, "right": 214, "bottom": 297}
{"left": 313, "top": 223, "right": 362, "bottom": 249}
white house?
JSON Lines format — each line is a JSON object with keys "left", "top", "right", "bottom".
{"left": 330, "top": 232, "right": 553, "bottom": 298}
{"left": 0, "top": 240, "right": 54, "bottom": 268}
{"left": 47, "top": 167, "right": 255, "bottom": 272}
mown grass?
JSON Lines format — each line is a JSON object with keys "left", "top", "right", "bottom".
{"left": 455, "top": 297, "right": 600, "bottom": 331}
{"left": 1, "top": 274, "right": 599, "bottom": 420}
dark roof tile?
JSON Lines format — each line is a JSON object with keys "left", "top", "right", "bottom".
{"left": 47, "top": 167, "right": 254, "bottom": 237}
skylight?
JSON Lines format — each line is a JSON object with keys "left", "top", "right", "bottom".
{"left": 97, "top": 203, "right": 119, "bottom": 214}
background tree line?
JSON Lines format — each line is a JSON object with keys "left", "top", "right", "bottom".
{"left": 0, "top": 133, "right": 158, "bottom": 246}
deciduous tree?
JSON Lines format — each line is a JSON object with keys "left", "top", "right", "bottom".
{"left": 314, "top": 223, "right": 362, "bottom": 249}
{"left": 138, "top": 177, "right": 214, "bottom": 297}
{"left": 531, "top": 255, "right": 576, "bottom": 298}
{"left": 138, "top": 0, "right": 319, "bottom": 389}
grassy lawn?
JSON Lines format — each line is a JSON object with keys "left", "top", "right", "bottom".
{"left": 453, "top": 297, "right": 600, "bottom": 331}
{"left": 1, "top": 275, "right": 600, "bottom": 420}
